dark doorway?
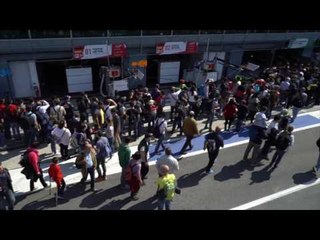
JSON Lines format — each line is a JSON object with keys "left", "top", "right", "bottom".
{"left": 242, "top": 50, "right": 273, "bottom": 68}
{"left": 273, "top": 48, "right": 304, "bottom": 65}
{"left": 36, "top": 61, "right": 68, "bottom": 98}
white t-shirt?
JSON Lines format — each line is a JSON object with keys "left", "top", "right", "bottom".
{"left": 156, "top": 154, "right": 179, "bottom": 174}
{"left": 51, "top": 127, "right": 71, "bottom": 146}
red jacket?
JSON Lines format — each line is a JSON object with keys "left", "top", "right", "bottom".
{"left": 223, "top": 104, "right": 238, "bottom": 119}
{"left": 27, "top": 148, "right": 40, "bottom": 174}
{"left": 48, "top": 163, "right": 64, "bottom": 184}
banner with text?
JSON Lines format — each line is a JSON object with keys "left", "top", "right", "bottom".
{"left": 156, "top": 41, "right": 198, "bottom": 55}
{"left": 73, "top": 43, "right": 127, "bottom": 59}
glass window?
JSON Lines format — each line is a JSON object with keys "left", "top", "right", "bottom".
{"left": 142, "top": 30, "right": 171, "bottom": 36}
{"left": 30, "top": 30, "right": 70, "bottom": 38}
{"left": 0, "top": 30, "right": 29, "bottom": 39}
{"left": 72, "top": 30, "right": 108, "bottom": 37}
{"left": 173, "top": 30, "right": 199, "bottom": 35}
{"left": 109, "top": 30, "right": 141, "bottom": 36}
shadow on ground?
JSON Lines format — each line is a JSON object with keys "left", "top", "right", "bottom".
{"left": 292, "top": 170, "right": 317, "bottom": 185}
{"left": 177, "top": 168, "right": 207, "bottom": 189}
{"left": 126, "top": 195, "right": 158, "bottom": 210}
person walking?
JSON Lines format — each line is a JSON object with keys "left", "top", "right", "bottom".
{"left": 48, "top": 157, "right": 66, "bottom": 199}
{"left": 118, "top": 137, "right": 131, "bottom": 189}
{"left": 0, "top": 162, "right": 15, "bottom": 210}
{"left": 203, "top": 126, "right": 224, "bottom": 174}
{"left": 267, "top": 125, "right": 294, "bottom": 171}
{"left": 312, "top": 136, "right": 320, "bottom": 178}
{"left": 156, "top": 165, "right": 177, "bottom": 210}
{"left": 180, "top": 111, "right": 199, "bottom": 154}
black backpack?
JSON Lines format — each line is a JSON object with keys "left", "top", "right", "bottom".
{"left": 18, "top": 112, "right": 34, "bottom": 130}
{"left": 276, "top": 131, "right": 291, "bottom": 150}
{"left": 19, "top": 152, "right": 30, "bottom": 168}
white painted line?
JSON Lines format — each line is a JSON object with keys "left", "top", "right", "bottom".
{"left": 230, "top": 178, "right": 320, "bottom": 210}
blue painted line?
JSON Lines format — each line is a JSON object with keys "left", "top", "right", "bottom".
{"left": 148, "top": 114, "right": 320, "bottom": 161}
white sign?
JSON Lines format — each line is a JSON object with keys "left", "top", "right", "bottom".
{"left": 206, "top": 71, "right": 218, "bottom": 82}
{"left": 288, "top": 38, "right": 309, "bottom": 49}
{"left": 244, "top": 62, "right": 260, "bottom": 71}
{"left": 66, "top": 68, "right": 93, "bottom": 93}
{"left": 159, "top": 61, "right": 181, "bottom": 84}
{"left": 74, "top": 44, "right": 112, "bottom": 59}
{"left": 159, "top": 42, "right": 187, "bottom": 55}
{"left": 113, "top": 79, "right": 128, "bottom": 92}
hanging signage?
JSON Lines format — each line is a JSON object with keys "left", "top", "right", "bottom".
{"left": 156, "top": 41, "right": 198, "bottom": 55}
{"left": 288, "top": 38, "right": 309, "bottom": 49}
{"left": 112, "top": 43, "right": 127, "bottom": 57}
{"left": 113, "top": 79, "right": 128, "bottom": 91}
{"left": 73, "top": 43, "right": 127, "bottom": 59}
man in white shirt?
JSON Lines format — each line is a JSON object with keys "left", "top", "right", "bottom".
{"left": 51, "top": 120, "right": 71, "bottom": 160}
{"left": 260, "top": 114, "right": 281, "bottom": 160}
{"left": 153, "top": 113, "right": 167, "bottom": 155}
{"left": 167, "top": 87, "right": 181, "bottom": 122}
{"left": 156, "top": 147, "right": 179, "bottom": 174}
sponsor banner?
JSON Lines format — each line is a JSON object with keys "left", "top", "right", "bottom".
{"left": 156, "top": 41, "right": 198, "bottom": 55}
{"left": 288, "top": 38, "right": 309, "bottom": 49}
{"left": 73, "top": 43, "right": 127, "bottom": 59}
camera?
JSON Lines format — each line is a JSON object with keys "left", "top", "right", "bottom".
{"left": 175, "top": 187, "right": 181, "bottom": 194}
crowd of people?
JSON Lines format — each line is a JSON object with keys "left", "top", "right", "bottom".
{"left": 1, "top": 59, "right": 320, "bottom": 210}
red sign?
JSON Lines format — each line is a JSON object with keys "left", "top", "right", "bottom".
{"left": 112, "top": 43, "right": 127, "bottom": 57}
{"left": 73, "top": 47, "right": 84, "bottom": 59}
{"left": 186, "top": 41, "right": 198, "bottom": 54}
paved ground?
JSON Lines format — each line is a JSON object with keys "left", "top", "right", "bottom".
{"left": 4, "top": 108, "right": 319, "bottom": 210}
{"left": 11, "top": 126, "right": 320, "bottom": 210}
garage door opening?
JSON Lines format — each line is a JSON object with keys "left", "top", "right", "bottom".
{"left": 36, "top": 61, "right": 68, "bottom": 98}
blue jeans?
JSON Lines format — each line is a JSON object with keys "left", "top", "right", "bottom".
{"left": 291, "top": 106, "right": 301, "bottom": 122}
{"left": 235, "top": 118, "right": 245, "bottom": 132}
{"left": 10, "top": 122, "right": 21, "bottom": 139}
{"left": 0, "top": 189, "right": 15, "bottom": 210}
{"left": 158, "top": 198, "right": 172, "bottom": 210}
{"left": 205, "top": 111, "right": 216, "bottom": 130}
{"left": 108, "top": 137, "right": 114, "bottom": 153}
{"left": 154, "top": 134, "right": 165, "bottom": 153}
{"left": 0, "top": 132, "right": 5, "bottom": 147}
{"left": 82, "top": 166, "right": 95, "bottom": 190}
